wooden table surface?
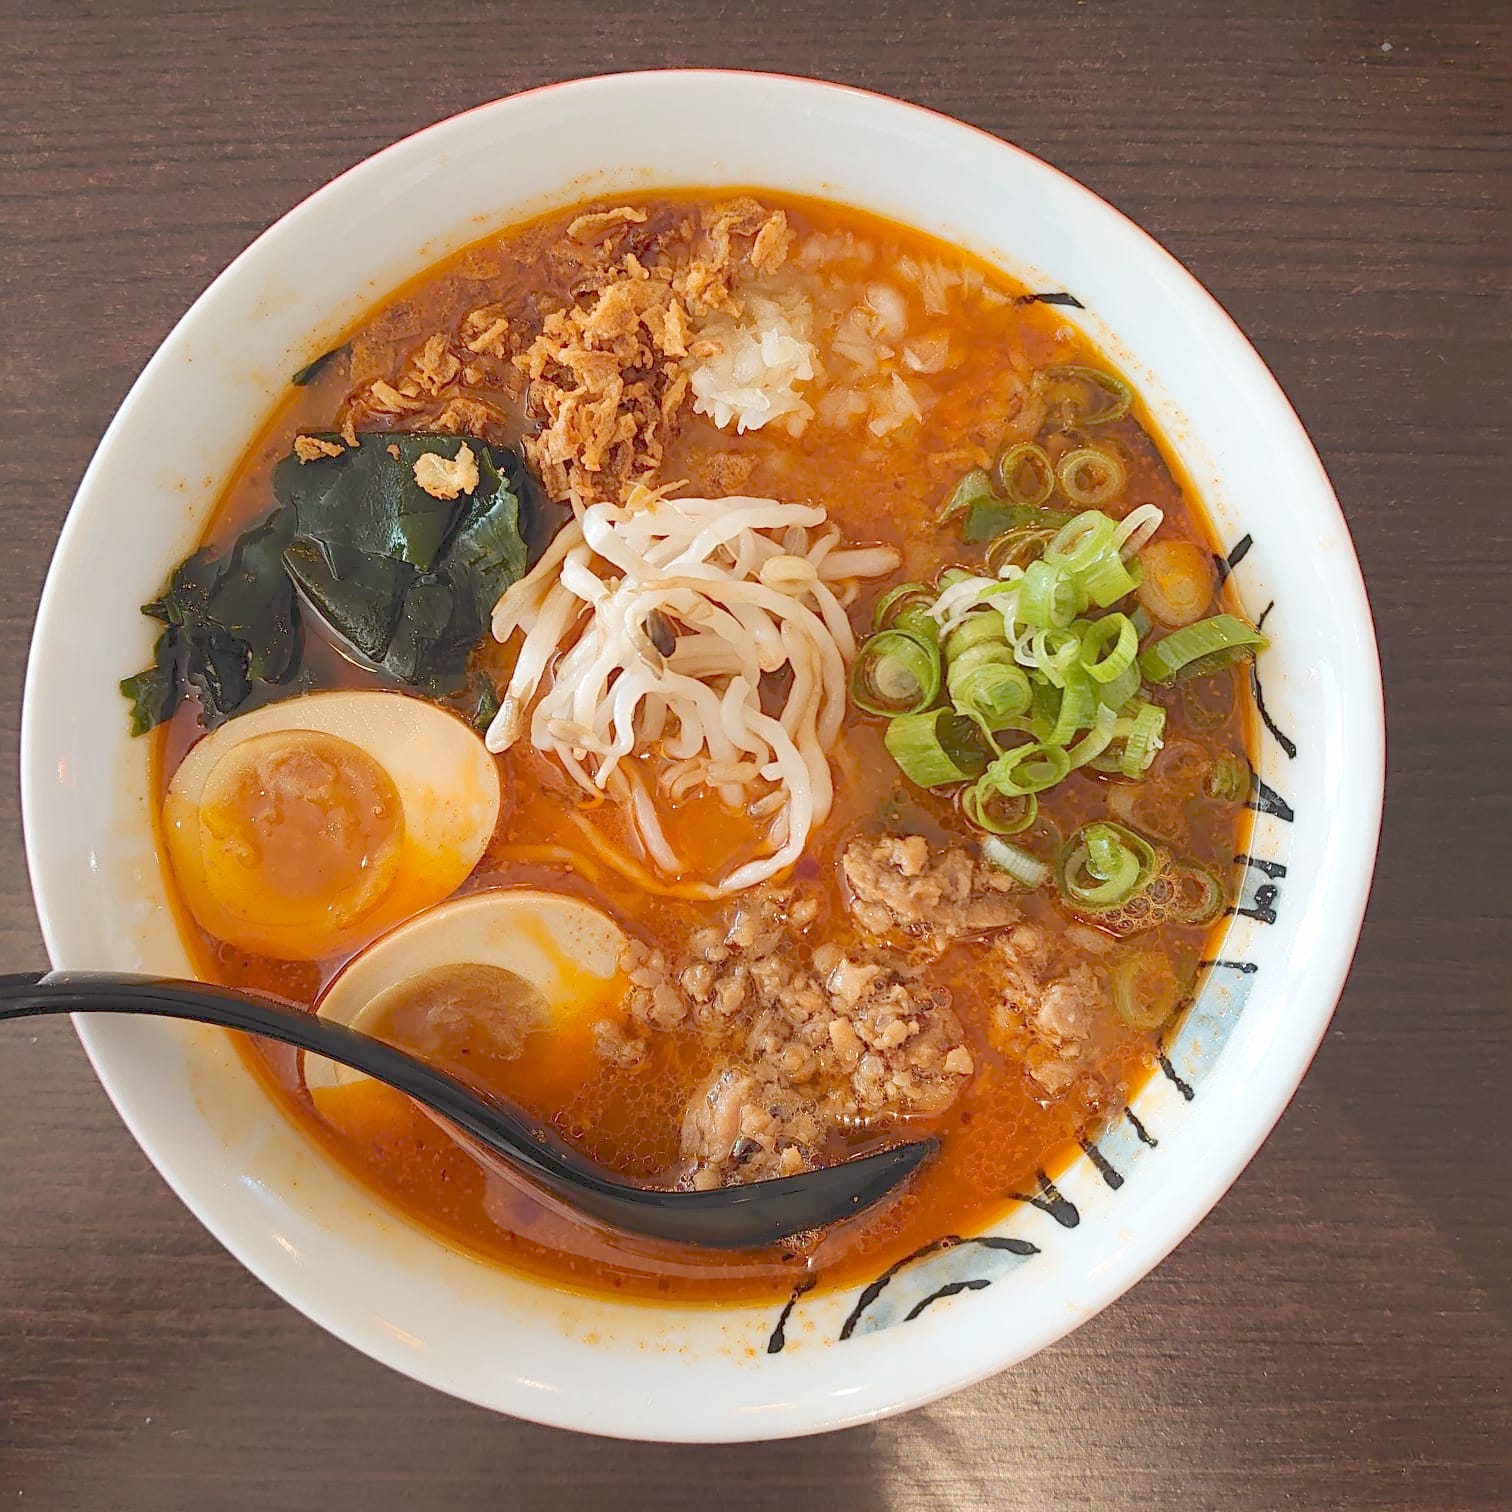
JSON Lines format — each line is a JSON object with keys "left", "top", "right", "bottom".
{"left": 2, "top": 3, "right": 1507, "bottom": 1507}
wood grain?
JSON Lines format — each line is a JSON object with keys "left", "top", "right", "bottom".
{"left": 1, "top": 1, "right": 1508, "bottom": 1507}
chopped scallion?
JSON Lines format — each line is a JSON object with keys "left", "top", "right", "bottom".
{"left": 980, "top": 835, "right": 1051, "bottom": 888}
{"left": 1019, "top": 559, "right": 1082, "bottom": 628}
{"left": 1140, "top": 613, "right": 1268, "bottom": 683}
{"left": 950, "top": 656, "right": 1033, "bottom": 731}
{"left": 1119, "top": 700, "right": 1167, "bottom": 777}
{"left": 963, "top": 780, "right": 1038, "bottom": 836}
{"left": 996, "top": 442, "right": 1055, "bottom": 506}
{"left": 939, "top": 468, "right": 996, "bottom": 524}
{"left": 985, "top": 740, "right": 1072, "bottom": 797}
{"left": 1058, "top": 821, "right": 1158, "bottom": 909}
{"left": 884, "top": 708, "right": 991, "bottom": 787}
{"left": 985, "top": 525, "right": 1057, "bottom": 576}
{"left": 850, "top": 630, "right": 941, "bottom": 716}
{"left": 1077, "top": 612, "right": 1138, "bottom": 684}
{"left": 1111, "top": 951, "right": 1185, "bottom": 1031}
{"left": 873, "top": 581, "right": 939, "bottom": 644}
{"left": 942, "top": 610, "right": 1007, "bottom": 664}
{"left": 1205, "top": 751, "right": 1252, "bottom": 801}
{"left": 1037, "top": 365, "right": 1133, "bottom": 426}
{"left": 1057, "top": 447, "right": 1125, "bottom": 507}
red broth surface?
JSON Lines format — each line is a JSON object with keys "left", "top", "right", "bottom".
{"left": 153, "top": 191, "right": 1256, "bottom": 1303}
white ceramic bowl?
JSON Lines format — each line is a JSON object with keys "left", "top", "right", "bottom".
{"left": 21, "top": 71, "right": 1383, "bottom": 1440}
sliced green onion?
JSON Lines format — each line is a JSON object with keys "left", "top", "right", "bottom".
{"left": 1113, "top": 503, "right": 1164, "bottom": 559}
{"left": 1019, "top": 559, "right": 1082, "bottom": 628}
{"left": 1111, "top": 951, "right": 1185, "bottom": 1031}
{"left": 950, "top": 658, "right": 1033, "bottom": 730}
{"left": 1096, "top": 661, "right": 1142, "bottom": 712}
{"left": 997, "top": 442, "right": 1055, "bottom": 506}
{"left": 1057, "top": 448, "right": 1125, "bottom": 507}
{"left": 1045, "top": 510, "right": 1118, "bottom": 575}
{"left": 1058, "top": 821, "right": 1158, "bottom": 909}
{"left": 1137, "top": 538, "right": 1218, "bottom": 628}
{"left": 1172, "top": 865, "right": 1226, "bottom": 924}
{"left": 884, "top": 709, "right": 990, "bottom": 787}
{"left": 939, "top": 468, "right": 996, "bottom": 524}
{"left": 942, "top": 610, "right": 1007, "bottom": 664}
{"left": 1205, "top": 751, "right": 1252, "bottom": 801}
{"left": 963, "top": 780, "right": 1038, "bottom": 835}
{"left": 873, "top": 581, "right": 939, "bottom": 644}
{"left": 1077, "top": 613, "right": 1138, "bottom": 684}
{"left": 1027, "top": 678, "right": 1061, "bottom": 742}
{"left": 985, "top": 525, "right": 1057, "bottom": 575}
{"left": 851, "top": 630, "right": 941, "bottom": 716}
{"left": 1079, "top": 548, "right": 1142, "bottom": 608}
{"left": 985, "top": 740, "right": 1072, "bottom": 796}
{"left": 1048, "top": 668, "right": 1097, "bottom": 744}
{"left": 1026, "top": 625, "right": 1083, "bottom": 688}
{"left": 1140, "top": 613, "right": 1268, "bottom": 683}
{"left": 1067, "top": 703, "right": 1119, "bottom": 769}
{"left": 980, "top": 836, "right": 1051, "bottom": 889}
{"left": 1037, "top": 365, "right": 1133, "bottom": 426}
{"left": 1087, "top": 715, "right": 1138, "bottom": 774}
{"left": 1120, "top": 700, "right": 1167, "bottom": 776}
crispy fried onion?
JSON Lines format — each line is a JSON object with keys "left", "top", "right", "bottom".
{"left": 486, "top": 489, "right": 898, "bottom": 893}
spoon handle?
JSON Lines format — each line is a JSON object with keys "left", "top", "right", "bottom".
{"left": 0, "top": 971, "right": 590, "bottom": 1186}
{"left": 0, "top": 971, "right": 936, "bottom": 1247}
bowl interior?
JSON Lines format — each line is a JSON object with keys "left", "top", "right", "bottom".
{"left": 21, "top": 71, "right": 1382, "bottom": 1440}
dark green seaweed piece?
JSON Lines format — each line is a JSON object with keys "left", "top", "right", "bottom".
{"left": 119, "top": 507, "right": 300, "bottom": 734}
{"left": 290, "top": 344, "right": 349, "bottom": 387}
{"left": 274, "top": 433, "right": 531, "bottom": 697}
{"left": 120, "top": 432, "right": 539, "bottom": 735}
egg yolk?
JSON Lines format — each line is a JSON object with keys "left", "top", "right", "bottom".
{"left": 194, "top": 729, "right": 405, "bottom": 931}
{"left": 361, "top": 963, "right": 550, "bottom": 1073}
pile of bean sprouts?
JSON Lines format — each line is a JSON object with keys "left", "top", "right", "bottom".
{"left": 485, "top": 490, "right": 899, "bottom": 893}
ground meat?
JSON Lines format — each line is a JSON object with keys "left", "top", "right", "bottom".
{"left": 621, "top": 939, "right": 692, "bottom": 1031}
{"left": 841, "top": 834, "right": 1023, "bottom": 951}
{"left": 660, "top": 878, "right": 976, "bottom": 1190}
{"left": 989, "top": 923, "right": 1110, "bottom": 1096}
{"left": 591, "top": 1017, "right": 647, "bottom": 1069}
{"left": 680, "top": 1067, "right": 819, "bottom": 1188}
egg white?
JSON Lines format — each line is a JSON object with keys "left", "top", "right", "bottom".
{"left": 163, "top": 690, "right": 501, "bottom": 961}
{"left": 306, "top": 889, "right": 628, "bottom": 1090}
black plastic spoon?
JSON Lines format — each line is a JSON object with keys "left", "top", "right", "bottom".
{"left": 0, "top": 971, "right": 934, "bottom": 1248}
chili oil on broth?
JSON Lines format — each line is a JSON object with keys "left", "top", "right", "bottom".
{"left": 154, "top": 188, "right": 1256, "bottom": 1304}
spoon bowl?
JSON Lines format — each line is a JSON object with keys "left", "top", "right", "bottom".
{"left": 0, "top": 971, "right": 934, "bottom": 1248}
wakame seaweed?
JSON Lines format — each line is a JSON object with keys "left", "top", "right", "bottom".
{"left": 275, "top": 433, "right": 531, "bottom": 697}
{"left": 121, "top": 433, "right": 537, "bottom": 733}
{"left": 289, "top": 344, "right": 349, "bottom": 387}
{"left": 120, "top": 508, "right": 301, "bottom": 734}
{"left": 1017, "top": 291, "right": 1085, "bottom": 309}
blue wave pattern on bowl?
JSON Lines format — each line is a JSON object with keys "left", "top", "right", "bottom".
{"left": 768, "top": 530, "right": 1292, "bottom": 1351}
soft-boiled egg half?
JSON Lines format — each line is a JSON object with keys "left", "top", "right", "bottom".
{"left": 305, "top": 889, "right": 629, "bottom": 1091}
{"left": 162, "top": 690, "right": 501, "bottom": 961}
